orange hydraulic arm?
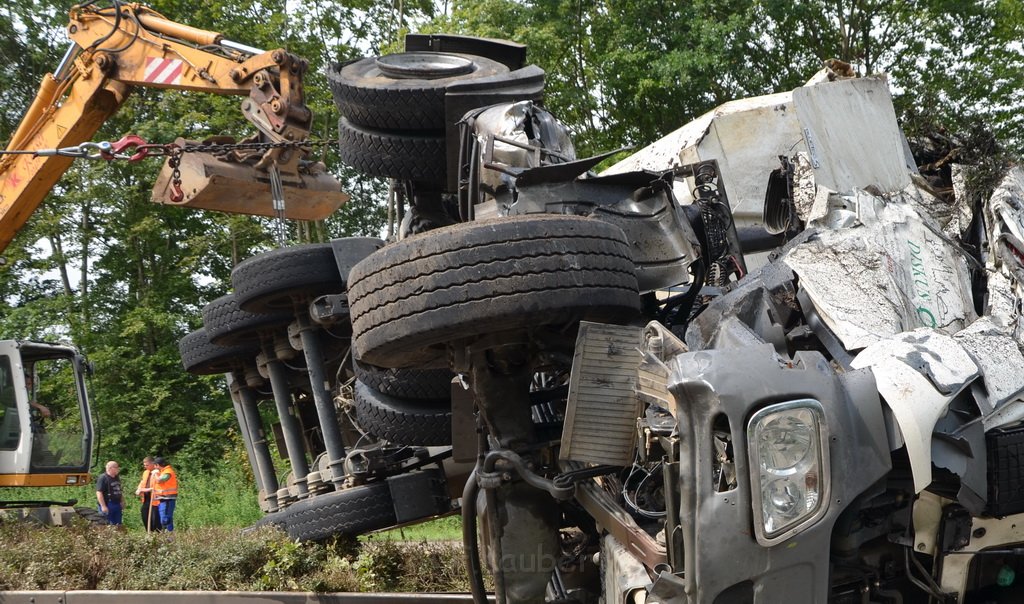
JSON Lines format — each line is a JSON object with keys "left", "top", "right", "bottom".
{"left": 0, "top": 2, "right": 325, "bottom": 253}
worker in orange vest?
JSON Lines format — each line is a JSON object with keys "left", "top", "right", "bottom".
{"left": 134, "top": 456, "right": 162, "bottom": 531}
{"left": 152, "top": 457, "right": 178, "bottom": 531}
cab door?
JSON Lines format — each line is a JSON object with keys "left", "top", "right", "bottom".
{"left": 0, "top": 341, "right": 32, "bottom": 479}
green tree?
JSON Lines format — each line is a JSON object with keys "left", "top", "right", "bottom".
{"left": 434, "top": 0, "right": 1024, "bottom": 153}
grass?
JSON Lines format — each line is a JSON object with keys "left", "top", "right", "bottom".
{"left": 369, "top": 514, "right": 462, "bottom": 542}
{"left": 2, "top": 469, "right": 463, "bottom": 538}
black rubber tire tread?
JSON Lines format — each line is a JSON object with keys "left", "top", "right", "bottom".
{"left": 338, "top": 118, "right": 446, "bottom": 185}
{"left": 347, "top": 215, "right": 640, "bottom": 367}
{"left": 353, "top": 380, "right": 451, "bottom": 446}
{"left": 328, "top": 53, "right": 508, "bottom": 131}
{"left": 231, "top": 244, "right": 345, "bottom": 313}
{"left": 178, "top": 328, "right": 257, "bottom": 375}
{"left": 202, "top": 294, "right": 292, "bottom": 346}
{"left": 253, "top": 481, "right": 397, "bottom": 542}
{"left": 352, "top": 357, "right": 454, "bottom": 400}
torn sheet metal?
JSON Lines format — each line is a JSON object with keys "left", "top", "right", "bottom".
{"left": 985, "top": 166, "right": 1024, "bottom": 286}
{"left": 952, "top": 317, "right": 1024, "bottom": 421}
{"left": 851, "top": 329, "right": 979, "bottom": 493}
{"left": 981, "top": 168, "right": 1024, "bottom": 359}
{"left": 603, "top": 89, "right": 800, "bottom": 225}
{"left": 604, "top": 76, "right": 914, "bottom": 232}
{"left": 945, "top": 164, "right": 973, "bottom": 239}
{"left": 472, "top": 100, "right": 576, "bottom": 194}
{"left": 933, "top": 418, "right": 987, "bottom": 515}
{"left": 988, "top": 167, "right": 1024, "bottom": 246}
{"left": 791, "top": 152, "right": 830, "bottom": 224}
{"left": 986, "top": 270, "right": 1021, "bottom": 335}
{"left": 904, "top": 172, "right": 964, "bottom": 232}
{"left": 783, "top": 195, "right": 976, "bottom": 351}
{"left": 792, "top": 77, "right": 912, "bottom": 196}
{"left": 635, "top": 321, "right": 689, "bottom": 415}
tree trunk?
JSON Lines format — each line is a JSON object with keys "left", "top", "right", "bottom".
{"left": 48, "top": 232, "right": 73, "bottom": 297}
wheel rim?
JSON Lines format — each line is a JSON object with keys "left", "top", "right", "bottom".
{"left": 375, "top": 52, "right": 475, "bottom": 79}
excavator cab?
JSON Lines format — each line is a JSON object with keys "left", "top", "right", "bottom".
{"left": 0, "top": 341, "right": 92, "bottom": 487}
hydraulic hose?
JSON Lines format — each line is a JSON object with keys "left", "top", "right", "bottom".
{"left": 462, "top": 466, "right": 488, "bottom": 603}
{"left": 659, "top": 259, "right": 706, "bottom": 329}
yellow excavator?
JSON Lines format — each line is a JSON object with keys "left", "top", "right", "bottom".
{"left": 0, "top": 1, "right": 347, "bottom": 511}
{"left": 0, "top": 0, "right": 348, "bottom": 251}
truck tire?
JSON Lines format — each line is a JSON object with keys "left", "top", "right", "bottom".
{"left": 178, "top": 328, "right": 257, "bottom": 375}
{"left": 353, "top": 357, "right": 454, "bottom": 400}
{"left": 338, "top": 117, "right": 446, "bottom": 185}
{"left": 353, "top": 380, "right": 451, "bottom": 446}
{"left": 202, "top": 294, "right": 292, "bottom": 346}
{"left": 328, "top": 52, "right": 509, "bottom": 131}
{"left": 347, "top": 215, "right": 641, "bottom": 367}
{"left": 231, "top": 244, "right": 344, "bottom": 314}
{"left": 253, "top": 481, "right": 397, "bottom": 542}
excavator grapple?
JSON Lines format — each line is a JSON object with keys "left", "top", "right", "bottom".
{"left": 151, "top": 138, "right": 348, "bottom": 221}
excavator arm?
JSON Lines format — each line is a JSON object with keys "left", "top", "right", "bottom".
{"left": 0, "top": 2, "right": 346, "bottom": 253}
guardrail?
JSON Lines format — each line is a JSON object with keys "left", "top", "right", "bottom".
{"left": 0, "top": 592, "right": 488, "bottom": 603}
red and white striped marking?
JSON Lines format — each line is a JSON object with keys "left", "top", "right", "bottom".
{"left": 144, "top": 58, "right": 184, "bottom": 85}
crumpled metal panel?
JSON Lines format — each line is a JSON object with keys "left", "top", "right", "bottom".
{"left": 983, "top": 169, "right": 1024, "bottom": 348}
{"left": 686, "top": 256, "right": 799, "bottom": 354}
{"left": 986, "top": 269, "right": 1020, "bottom": 332}
{"left": 946, "top": 164, "right": 974, "bottom": 238}
{"left": 791, "top": 152, "right": 829, "bottom": 223}
{"left": 851, "top": 329, "right": 979, "bottom": 493}
{"left": 985, "top": 167, "right": 1024, "bottom": 291}
{"left": 471, "top": 100, "right": 576, "bottom": 194}
{"left": 953, "top": 317, "right": 1024, "bottom": 421}
{"left": 604, "top": 76, "right": 916, "bottom": 234}
{"left": 988, "top": 167, "right": 1024, "bottom": 251}
{"left": 971, "top": 167, "right": 1024, "bottom": 430}
{"left": 603, "top": 90, "right": 799, "bottom": 224}
{"left": 792, "top": 77, "right": 912, "bottom": 196}
{"left": 860, "top": 328, "right": 980, "bottom": 395}
{"left": 783, "top": 193, "right": 976, "bottom": 350}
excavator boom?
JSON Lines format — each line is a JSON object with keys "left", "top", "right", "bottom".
{"left": 0, "top": 2, "right": 347, "bottom": 254}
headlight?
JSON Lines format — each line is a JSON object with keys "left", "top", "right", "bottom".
{"left": 747, "top": 399, "right": 830, "bottom": 545}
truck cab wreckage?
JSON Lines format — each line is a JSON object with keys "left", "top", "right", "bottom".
{"left": 185, "top": 34, "right": 1024, "bottom": 603}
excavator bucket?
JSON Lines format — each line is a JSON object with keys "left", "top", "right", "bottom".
{"left": 151, "top": 141, "right": 348, "bottom": 221}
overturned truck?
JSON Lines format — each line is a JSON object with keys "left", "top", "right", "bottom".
{"left": 180, "top": 35, "right": 1024, "bottom": 603}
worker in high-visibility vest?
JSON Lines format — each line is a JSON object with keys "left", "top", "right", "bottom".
{"left": 134, "top": 456, "right": 162, "bottom": 531}
{"left": 152, "top": 457, "right": 178, "bottom": 531}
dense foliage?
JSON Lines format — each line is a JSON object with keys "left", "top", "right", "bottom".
{"left": 0, "top": 522, "right": 467, "bottom": 591}
{"left": 431, "top": 0, "right": 1024, "bottom": 155}
{"left": 0, "top": 0, "right": 1020, "bottom": 478}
